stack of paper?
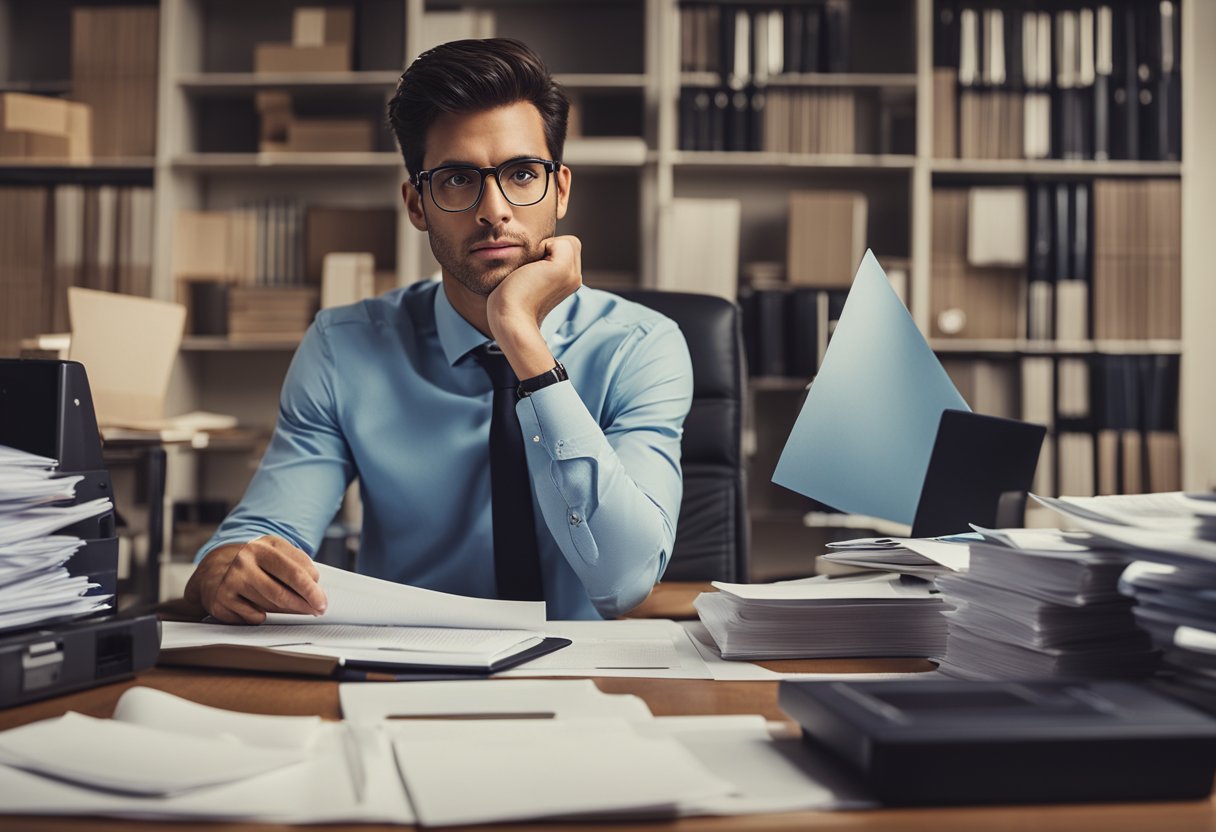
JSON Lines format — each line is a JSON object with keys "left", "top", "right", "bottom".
{"left": 820, "top": 534, "right": 976, "bottom": 578}
{"left": 934, "top": 524, "right": 1157, "bottom": 680}
{"left": 1038, "top": 492, "right": 1216, "bottom": 707}
{"left": 0, "top": 444, "right": 113, "bottom": 632}
{"left": 694, "top": 574, "right": 947, "bottom": 660}
{"left": 0, "top": 683, "right": 871, "bottom": 824}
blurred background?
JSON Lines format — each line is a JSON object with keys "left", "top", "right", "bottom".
{"left": 0, "top": 0, "right": 1211, "bottom": 609}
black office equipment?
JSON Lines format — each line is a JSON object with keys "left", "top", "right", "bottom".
{"left": 780, "top": 678, "right": 1216, "bottom": 806}
{"left": 0, "top": 358, "right": 159, "bottom": 707}
{"left": 910, "top": 409, "right": 1046, "bottom": 538}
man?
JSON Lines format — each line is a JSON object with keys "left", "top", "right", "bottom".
{"left": 185, "top": 39, "right": 693, "bottom": 623}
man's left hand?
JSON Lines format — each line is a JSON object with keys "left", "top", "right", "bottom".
{"left": 486, "top": 235, "right": 582, "bottom": 378}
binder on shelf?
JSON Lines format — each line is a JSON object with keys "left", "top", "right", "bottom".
{"left": 910, "top": 409, "right": 1046, "bottom": 538}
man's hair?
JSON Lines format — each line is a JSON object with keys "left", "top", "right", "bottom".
{"left": 387, "top": 38, "right": 570, "bottom": 181}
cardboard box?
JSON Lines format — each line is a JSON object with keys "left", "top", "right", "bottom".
{"left": 293, "top": 7, "right": 354, "bottom": 47}
{"left": 286, "top": 118, "right": 374, "bottom": 152}
{"left": 254, "top": 43, "right": 350, "bottom": 73}
{"left": 305, "top": 206, "right": 397, "bottom": 283}
{"left": 228, "top": 287, "right": 320, "bottom": 342}
{"left": 0, "top": 93, "right": 90, "bottom": 162}
{"left": 0, "top": 92, "right": 69, "bottom": 135}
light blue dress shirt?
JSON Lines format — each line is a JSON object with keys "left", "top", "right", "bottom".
{"left": 197, "top": 281, "right": 694, "bottom": 619}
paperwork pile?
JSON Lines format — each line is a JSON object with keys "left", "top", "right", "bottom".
{"left": 0, "top": 444, "right": 113, "bottom": 632}
{"left": 934, "top": 526, "right": 1157, "bottom": 680}
{"left": 694, "top": 573, "right": 947, "bottom": 660}
{"left": 0, "top": 682, "right": 873, "bottom": 825}
{"left": 819, "top": 534, "right": 975, "bottom": 578}
{"left": 1038, "top": 492, "right": 1216, "bottom": 707}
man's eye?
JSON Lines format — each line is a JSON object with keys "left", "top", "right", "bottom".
{"left": 441, "top": 174, "right": 474, "bottom": 188}
{"left": 510, "top": 170, "right": 537, "bottom": 183}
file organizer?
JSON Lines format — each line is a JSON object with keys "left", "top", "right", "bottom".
{"left": 0, "top": 359, "right": 158, "bottom": 708}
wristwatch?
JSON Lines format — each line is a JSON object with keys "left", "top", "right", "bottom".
{"left": 516, "top": 361, "right": 569, "bottom": 399}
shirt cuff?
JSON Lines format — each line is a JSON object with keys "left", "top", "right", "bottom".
{"left": 515, "top": 380, "right": 607, "bottom": 460}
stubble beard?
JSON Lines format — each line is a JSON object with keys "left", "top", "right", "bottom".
{"left": 427, "top": 215, "right": 557, "bottom": 297}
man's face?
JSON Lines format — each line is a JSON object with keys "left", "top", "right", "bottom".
{"left": 404, "top": 101, "right": 571, "bottom": 296}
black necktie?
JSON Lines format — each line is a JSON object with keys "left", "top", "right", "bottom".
{"left": 473, "top": 344, "right": 544, "bottom": 601}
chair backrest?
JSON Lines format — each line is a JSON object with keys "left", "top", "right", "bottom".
{"left": 614, "top": 290, "right": 749, "bottom": 583}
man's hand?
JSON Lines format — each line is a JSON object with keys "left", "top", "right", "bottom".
{"left": 487, "top": 235, "right": 582, "bottom": 379}
{"left": 183, "top": 536, "right": 328, "bottom": 625}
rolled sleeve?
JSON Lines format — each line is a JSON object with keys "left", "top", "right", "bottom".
{"left": 518, "top": 319, "right": 693, "bottom": 617}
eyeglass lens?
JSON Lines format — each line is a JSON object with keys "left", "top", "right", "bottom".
{"left": 430, "top": 161, "right": 549, "bottom": 211}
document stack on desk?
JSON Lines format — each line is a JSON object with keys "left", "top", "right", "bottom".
{"left": 0, "top": 444, "right": 114, "bottom": 632}
{"left": 693, "top": 573, "right": 947, "bottom": 660}
{"left": 1037, "top": 492, "right": 1216, "bottom": 709}
{"left": 934, "top": 525, "right": 1157, "bottom": 680}
{"left": 819, "top": 534, "right": 975, "bottom": 578}
{"left": 0, "top": 682, "right": 872, "bottom": 824}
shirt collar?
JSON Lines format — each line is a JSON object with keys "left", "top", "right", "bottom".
{"left": 434, "top": 280, "right": 580, "bottom": 367}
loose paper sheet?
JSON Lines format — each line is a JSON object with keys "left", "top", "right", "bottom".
{"left": 772, "top": 250, "right": 968, "bottom": 525}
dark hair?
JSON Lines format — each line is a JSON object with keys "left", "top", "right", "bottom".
{"left": 387, "top": 38, "right": 569, "bottom": 181}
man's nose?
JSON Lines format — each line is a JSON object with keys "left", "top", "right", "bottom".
{"left": 475, "top": 175, "right": 513, "bottom": 227}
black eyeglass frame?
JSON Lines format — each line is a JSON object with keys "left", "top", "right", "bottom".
{"left": 411, "top": 158, "right": 563, "bottom": 213}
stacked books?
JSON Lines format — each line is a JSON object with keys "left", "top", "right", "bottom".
{"left": 694, "top": 573, "right": 947, "bottom": 660}
{"left": 0, "top": 445, "right": 114, "bottom": 633}
{"left": 1038, "top": 492, "right": 1216, "bottom": 710}
{"left": 71, "top": 6, "right": 159, "bottom": 158}
{"left": 934, "top": 527, "right": 1157, "bottom": 680}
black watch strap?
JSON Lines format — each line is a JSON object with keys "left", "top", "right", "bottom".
{"left": 516, "top": 361, "right": 568, "bottom": 399}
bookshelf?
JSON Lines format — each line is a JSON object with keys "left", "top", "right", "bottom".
{"left": 1, "top": 0, "right": 1212, "bottom": 587}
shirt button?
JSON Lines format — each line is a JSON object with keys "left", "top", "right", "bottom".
{"left": 569, "top": 513, "right": 581, "bottom": 526}
{"left": 532, "top": 435, "right": 540, "bottom": 443}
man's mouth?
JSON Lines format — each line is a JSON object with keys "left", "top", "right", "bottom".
{"left": 469, "top": 241, "right": 522, "bottom": 259}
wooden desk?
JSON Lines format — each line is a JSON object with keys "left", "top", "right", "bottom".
{"left": 1, "top": 666, "right": 1214, "bottom": 832}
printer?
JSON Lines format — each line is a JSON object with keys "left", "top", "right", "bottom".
{"left": 0, "top": 358, "right": 159, "bottom": 708}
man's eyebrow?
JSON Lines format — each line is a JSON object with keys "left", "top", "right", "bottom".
{"left": 431, "top": 155, "right": 546, "bottom": 168}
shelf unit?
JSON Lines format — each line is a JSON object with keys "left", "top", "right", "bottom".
{"left": 3, "top": 0, "right": 1211, "bottom": 581}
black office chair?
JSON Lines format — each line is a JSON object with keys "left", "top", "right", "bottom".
{"left": 614, "top": 290, "right": 748, "bottom": 583}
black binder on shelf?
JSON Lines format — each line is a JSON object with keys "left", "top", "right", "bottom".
{"left": 0, "top": 358, "right": 159, "bottom": 708}
{"left": 910, "top": 409, "right": 1046, "bottom": 538}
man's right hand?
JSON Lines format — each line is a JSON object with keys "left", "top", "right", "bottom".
{"left": 183, "top": 536, "right": 328, "bottom": 625}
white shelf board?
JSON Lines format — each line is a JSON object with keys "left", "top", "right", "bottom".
{"left": 178, "top": 71, "right": 401, "bottom": 93}
{"left": 931, "top": 158, "right": 1183, "bottom": 177}
{"left": 555, "top": 73, "right": 647, "bottom": 89}
{"left": 563, "top": 137, "right": 649, "bottom": 167}
{"left": 170, "top": 152, "right": 403, "bottom": 172}
{"left": 680, "top": 72, "right": 917, "bottom": 89}
{"left": 930, "top": 338, "right": 1184, "bottom": 355}
{"left": 672, "top": 151, "right": 916, "bottom": 170}
{"left": 0, "top": 157, "right": 156, "bottom": 171}
{"left": 181, "top": 336, "right": 302, "bottom": 352}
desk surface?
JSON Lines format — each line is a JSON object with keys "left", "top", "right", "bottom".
{"left": 1, "top": 665, "right": 1214, "bottom": 832}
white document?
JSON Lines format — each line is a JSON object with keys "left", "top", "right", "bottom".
{"left": 264, "top": 562, "right": 545, "bottom": 630}
{"left": 712, "top": 573, "right": 937, "bottom": 603}
{"left": 642, "top": 716, "right": 877, "bottom": 814}
{"left": 112, "top": 687, "right": 324, "bottom": 751}
{"left": 390, "top": 718, "right": 735, "bottom": 826}
{"left": 0, "top": 444, "right": 58, "bottom": 469}
{"left": 1175, "top": 626, "right": 1216, "bottom": 654}
{"left": 1034, "top": 494, "right": 1216, "bottom": 564}
{"left": 499, "top": 619, "right": 712, "bottom": 679}
{"left": 897, "top": 538, "right": 971, "bottom": 571}
{"left": 340, "top": 678, "right": 654, "bottom": 722}
{"left": 0, "top": 497, "right": 113, "bottom": 547}
{"left": 0, "top": 711, "right": 305, "bottom": 797}
{"left": 0, "top": 690, "right": 412, "bottom": 824}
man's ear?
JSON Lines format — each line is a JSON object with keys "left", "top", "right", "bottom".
{"left": 404, "top": 181, "right": 428, "bottom": 231}
{"left": 554, "top": 164, "right": 572, "bottom": 221}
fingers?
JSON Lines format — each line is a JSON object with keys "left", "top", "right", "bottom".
{"left": 199, "top": 536, "right": 328, "bottom": 624}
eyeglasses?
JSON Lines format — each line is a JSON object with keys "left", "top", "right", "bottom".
{"left": 413, "top": 158, "right": 561, "bottom": 213}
